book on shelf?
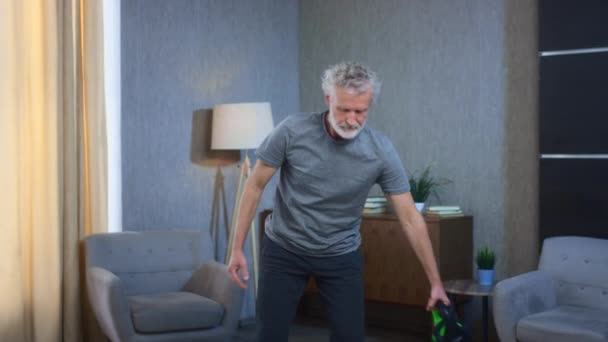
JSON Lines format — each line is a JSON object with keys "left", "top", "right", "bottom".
{"left": 363, "top": 207, "right": 388, "bottom": 214}
{"left": 424, "top": 205, "right": 464, "bottom": 217}
{"left": 426, "top": 206, "right": 461, "bottom": 211}
{"left": 425, "top": 209, "right": 462, "bottom": 215}
{"left": 425, "top": 212, "right": 465, "bottom": 218}
{"left": 364, "top": 201, "right": 387, "bottom": 209}
{"left": 365, "top": 196, "right": 387, "bottom": 203}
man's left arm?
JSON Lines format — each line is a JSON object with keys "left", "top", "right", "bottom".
{"left": 385, "top": 192, "right": 450, "bottom": 310}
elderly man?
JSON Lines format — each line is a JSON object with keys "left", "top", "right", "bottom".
{"left": 228, "top": 61, "right": 449, "bottom": 342}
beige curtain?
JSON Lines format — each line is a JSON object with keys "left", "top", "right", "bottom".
{"left": 0, "top": 0, "right": 108, "bottom": 341}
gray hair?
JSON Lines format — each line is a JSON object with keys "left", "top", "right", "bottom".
{"left": 321, "top": 62, "right": 381, "bottom": 101}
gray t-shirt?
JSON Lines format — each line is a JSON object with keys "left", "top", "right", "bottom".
{"left": 256, "top": 111, "right": 410, "bottom": 256}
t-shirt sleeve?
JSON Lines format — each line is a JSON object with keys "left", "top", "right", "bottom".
{"left": 255, "top": 118, "right": 290, "bottom": 168}
{"left": 377, "top": 138, "right": 410, "bottom": 194}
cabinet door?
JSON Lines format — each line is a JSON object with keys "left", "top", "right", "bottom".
{"left": 360, "top": 217, "right": 429, "bottom": 306}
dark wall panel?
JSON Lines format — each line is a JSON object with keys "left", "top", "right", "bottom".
{"left": 540, "top": 0, "right": 608, "bottom": 51}
{"left": 540, "top": 159, "right": 608, "bottom": 240}
{"left": 539, "top": 1, "right": 608, "bottom": 243}
{"left": 540, "top": 52, "right": 608, "bottom": 154}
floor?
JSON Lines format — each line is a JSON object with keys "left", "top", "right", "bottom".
{"left": 233, "top": 315, "right": 426, "bottom": 342}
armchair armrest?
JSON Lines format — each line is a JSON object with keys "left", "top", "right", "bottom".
{"left": 493, "top": 270, "right": 557, "bottom": 342}
{"left": 182, "top": 261, "right": 245, "bottom": 332}
{"left": 87, "top": 266, "right": 135, "bottom": 342}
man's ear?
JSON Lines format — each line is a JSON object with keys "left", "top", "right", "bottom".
{"left": 324, "top": 94, "right": 330, "bottom": 106}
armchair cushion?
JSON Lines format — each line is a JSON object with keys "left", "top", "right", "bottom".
{"left": 128, "top": 291, "right": 224, "bottom": 333}
{"left": 517, "top": 305, "right": 608, "bottom": 342}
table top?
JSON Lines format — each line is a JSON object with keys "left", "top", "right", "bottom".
{"left": 443, "top": 279, "right": 495, "bottom": 297}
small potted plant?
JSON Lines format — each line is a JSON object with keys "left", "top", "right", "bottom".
{"left": 476, "top": 246, "right": 496, "bottom": 286}
{"left": 408, "top": 164, "right": 449, "bottom": 212}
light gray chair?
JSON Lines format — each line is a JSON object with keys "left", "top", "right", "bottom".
{"left": 85, "top": 231, "right": 244, "bottom": 342}
{"left": 493, "top": 236, "right": 608, "bottom": 342}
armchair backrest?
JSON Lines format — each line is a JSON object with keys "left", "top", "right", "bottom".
{"left": 86, "top": 231, "right": 207, "bottom": 296}
{"left": 538, "top": 236, "right": 608, "bottom": 311}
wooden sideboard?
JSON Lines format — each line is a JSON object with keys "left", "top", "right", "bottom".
{"left": 258, "top": 210, "right": 473, "bottom": 331}
{"left": 358, "top": 212, "right": 473, "bottom": 307}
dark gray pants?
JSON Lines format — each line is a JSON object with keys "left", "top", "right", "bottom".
{"left": 256, "top": 235, "right": 365, "bottom": 342}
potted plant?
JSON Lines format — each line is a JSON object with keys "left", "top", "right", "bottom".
{"left": 476, "top": 246, "right": 496, "bottom": 286}
{"left": 408, "top": 164, "right": 449, "bottom": 212}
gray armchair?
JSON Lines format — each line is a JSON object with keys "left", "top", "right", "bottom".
{"left": 493, "top": 236, "right": 608, "bottom": 342}
{"left": 85, "top": 231, "right": 244, "bottom": 342}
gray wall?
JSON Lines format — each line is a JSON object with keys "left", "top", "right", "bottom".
{"left": 299, "top": 0, "right": 538, "bottom": 278}
{"left": 121, "top": 0, "right": 300, "bottom": 318}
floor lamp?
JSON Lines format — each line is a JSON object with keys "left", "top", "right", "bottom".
{"left": 211, "top": 102, "right": 274, "bottom": 296}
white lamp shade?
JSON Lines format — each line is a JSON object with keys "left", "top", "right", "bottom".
{"left": 211, "top": 102, "right": 274, "bottom": 150}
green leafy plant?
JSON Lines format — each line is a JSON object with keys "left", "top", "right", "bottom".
{"left": 476, "top": 246, "right": 496, "bottom": 270}
{"left": 408, "top": 164, "right": 450, "bottom": 203}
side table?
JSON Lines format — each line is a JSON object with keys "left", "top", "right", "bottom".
{"left": 443, "top": 279, "right": 495, "bottom": 342}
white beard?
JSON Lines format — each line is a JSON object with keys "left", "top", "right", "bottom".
{"left": 327, "top": 111, "right": 364, "bottom": 140}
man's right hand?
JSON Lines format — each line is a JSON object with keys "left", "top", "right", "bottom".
{"left": 228, "top": 249, "right": 249, "bottom": 289}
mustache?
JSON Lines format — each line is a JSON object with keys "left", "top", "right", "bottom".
{"left": 337, "top": 122, "right": 361, "bottom": 130}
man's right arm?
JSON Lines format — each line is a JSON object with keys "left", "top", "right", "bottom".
{"left": 228, "top": 159, "right": 277, "bottom": 288}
